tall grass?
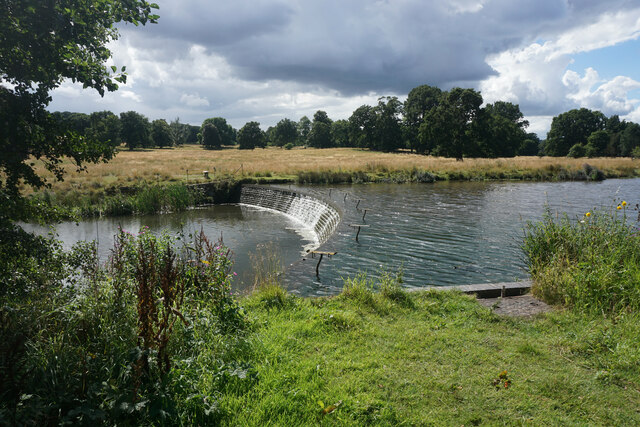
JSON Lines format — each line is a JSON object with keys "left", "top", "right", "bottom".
{"left": 523, "top": 202, "right": 640, "bottom": 314}
{"left": 30, "top": 182, "right": 205, "bottom": 218}
{"left": 21, "top": 146, "right": 640, "bottom": 198}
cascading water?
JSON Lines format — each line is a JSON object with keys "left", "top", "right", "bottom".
{"left": 239, "top": 185, "right": 341, "bottom": 247}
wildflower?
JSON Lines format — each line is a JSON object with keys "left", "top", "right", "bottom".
{"left": 585, "top": 212, "right": 591, "bottom": 217}
{"left": 233, "top": 272, "right": 238, "bottom": 276}
{"left": 622, "top": 200, "right": 628, "bottom": 207}
{"left": 201, "top": 259, "right": 210, "bottom": 265}
{"left": 617, "top": 205, "right": 622, "bottom": 210}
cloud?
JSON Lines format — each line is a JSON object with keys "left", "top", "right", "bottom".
{"left": 48, "top": 1, "right": 640, "bottom": 136}
{"left": 480, "top": 8, "right": 640, "bottom": 135}
{"left": 180, "top": 93, "right": 210, "bottom": 108}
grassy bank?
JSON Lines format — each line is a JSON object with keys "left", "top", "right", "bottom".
{"left": 22, "top": 145, "right": 640, "bottom": 198}
{"left": 2, "top": 214, "right": 640, "bottom": 424}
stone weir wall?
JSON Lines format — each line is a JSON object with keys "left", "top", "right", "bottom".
{"left": 239, "top": 185, "right": 341, "bottom": 244}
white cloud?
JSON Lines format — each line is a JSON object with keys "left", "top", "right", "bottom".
{"left": 180, "top": 93, "right": 210, "bottom": 107}
{"left": 480, "top": 8, "right": 640, "bottom": 135}
{"left": 120, "top": 90, "right": 142, "bottom": 103}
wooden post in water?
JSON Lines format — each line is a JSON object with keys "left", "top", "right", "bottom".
{"left": 356, "top": 199, "right": 360, "bottom": 210}
{"left": 309, "top": 251, "right": 337, "bottom": 276}
{"left": 362, "top": 209, "right": 368, "bottom": 221}
{"left": 349, "top": 224, "right": 370, "bottom": 242}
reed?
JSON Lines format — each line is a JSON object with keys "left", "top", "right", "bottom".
{"left": 523, "top": 202, "right": 640, "bottom": 314}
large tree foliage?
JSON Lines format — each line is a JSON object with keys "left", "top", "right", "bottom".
{"left": 237, "top": 121, "right": 265, "bottom": 150}
{"left": 297, "top": 116, "right": 311, "bottom": 144}
{"left": 151, "top": 119, "right": 173, "bottom": 148}
{"left": 349, "top": 105, "right": 376, "bottom": 149}
{"left": 476, "top": 101, "right": 528, "bottom": 157}
{"left": 308, "top": 112, "right": 334, "bottom": 148}
{"left": 201, "top": 117, "right": 235, "bottom": 146}
{"left": 404, "top": 85, "right": 442, "bottom": 153}
{"left": 0, "top": 0, "right": 159, "bottom": 210}
{"left": 372, "top": 96, "right": 403, "bottom": 152}
{"left": 86, "top": 111, "right": 121, "bottom": 148}
{"left": 420, "top": 88, "right": 483, "bottom": 159}
{"left": 120, "top": 111, "right": 151, "bottom": 150}
{"left": 201, "top": 122, "right": 222, "bottom": 150}
{"left": 544, "top": 108, "right": 607, "bottom": 156}
{"left": 273, "top": 118, "right": 298, "bottom": 147}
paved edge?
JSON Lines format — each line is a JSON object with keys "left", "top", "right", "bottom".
{"left": 408, "top": 280, "right": 532, "bottom": 299}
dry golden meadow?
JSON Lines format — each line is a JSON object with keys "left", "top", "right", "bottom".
{"left": 25, "top": 145, "right": 640, "bottom": 195}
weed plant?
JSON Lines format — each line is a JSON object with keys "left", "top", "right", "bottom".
{"left": 0, "top": 226, "right": 250, "bottom": 425}
{"left": 524, "top": 201, "right": 640, "bottom": 314}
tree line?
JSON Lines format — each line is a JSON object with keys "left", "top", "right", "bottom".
{"left": 52, "top": 84, "right": 640, "bottom": 158}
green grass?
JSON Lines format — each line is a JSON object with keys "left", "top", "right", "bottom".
{"left": 524, "top": 202, "right": 640, "bottom": 314}
{"left": 217, "top": 286, "right": 640, "bottom": 425}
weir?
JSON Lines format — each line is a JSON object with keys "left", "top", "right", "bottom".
{"left": 239, "top": 185, "right": 341, "bottom": 246}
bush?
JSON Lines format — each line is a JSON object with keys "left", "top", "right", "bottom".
{"left": 0, "top": 226, "right": 249, "bottom": 424}
{"left": 283, "top": 142, "right": 294, "bottom": 150}
{"left": 567, "top": 143, "right": 586, "bottom": 158}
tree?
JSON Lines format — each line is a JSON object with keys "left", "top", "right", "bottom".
{"left": 297, "top": 116, "right": 311, "bottom": 144}
{"left": 273, "top": 118, "right": 298, "bottom": 147}
{"left": 348, "top": 105, "right": 376, "bottom": 149}
{"left": 201, "top": 122, "right": 221, "bottom": 150}
{"left": 404, "top": 85, "right": 442, "bottom": 152}
{"left": 372, "top": 96, "right": 403, "bottom": 152}
{"left": 120, "top": 111, "right": 151, "bottom": 150}
{"left": 86, "top": 111, "right": 121, "bottom": 148}
{"left": 313, "top": 110, "right": 332, "bottom": 126}
{"left": 544, "top": 108, "right": 607, "bottom": 156}
{"left": 201, "top": 117, "right": 235, "bottom": 146}
{"left": 420, "top": 88, "right": 483, "bottom": 159}
{"left": 585, "top": 130, "right": 609, "bottom": 157}
{"left": 151, "top": 119, "right": 173, "bottom": 148}
{"left": 620, "top": 122, "right": 640, "bottom": 157}
{"left": 0, "top": 0, "right": 158, "bottom": 214}
{"left": 169, "top": 118, "right": 190, "bottom": 146}
{"left": 331, "top": 120, "right": 351, "bottom": 147}
{"left": 307, "top": 122, "right": 332, "bottom": 148}
{"left": 518, "top": 133, "right": 541, "bottom": 156}
{"left": 237, "top": 121, "right": 265, "bottom": 150}
{"left": 476, "top": 102, "right": 528, "bottom": 157}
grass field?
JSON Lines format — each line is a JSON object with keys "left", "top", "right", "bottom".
{"left": 24, "top": 145, "right": 640, "bottom": 197}
{"left": 219, "top": 285, "right": 640, "bottom": 425}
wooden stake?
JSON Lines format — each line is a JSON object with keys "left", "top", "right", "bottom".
{"left": 362, "top": 209, "right": 368, "bottom": 221}
{"left": 349, "top": 224, "right": 370, "bottom": 242}
{"left": 309, "top": 251, "right": 337, "bottom": 276}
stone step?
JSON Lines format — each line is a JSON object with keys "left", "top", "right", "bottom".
{"left": 410, "top": 280, "right": 532, "bottom": 298}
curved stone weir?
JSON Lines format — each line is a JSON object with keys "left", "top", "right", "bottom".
{"left": 239, "top": 185, "right": 341, "bottom": 247}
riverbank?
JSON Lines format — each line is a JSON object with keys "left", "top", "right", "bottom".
{"left": 22, "top": 145, "right": 640, "bottom": 218}
{"left": 2, "top": 205, "right": 639, "bottom": 425}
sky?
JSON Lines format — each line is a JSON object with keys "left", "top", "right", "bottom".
{"left": 48, "top": 0, "right": 640, "bottom": 138}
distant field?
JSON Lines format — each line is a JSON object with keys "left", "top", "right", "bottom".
{"left": 25, "top": 145, "right": 640, "bottom": 195}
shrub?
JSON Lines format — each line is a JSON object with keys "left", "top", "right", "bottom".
{"left": 567, "top": 143, "right": 586, "bottom": 158}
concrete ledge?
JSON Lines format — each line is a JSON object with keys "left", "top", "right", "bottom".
{"left": 410, "top": 280, "right": 532, "bottom": 299}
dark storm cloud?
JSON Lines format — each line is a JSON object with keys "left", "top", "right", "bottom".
{"left": 119, "top": 0, "right": 637, "bottom": 96}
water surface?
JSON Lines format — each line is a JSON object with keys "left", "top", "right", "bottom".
{"left": 24, "top": 178, "right": 640, "bottom": 296}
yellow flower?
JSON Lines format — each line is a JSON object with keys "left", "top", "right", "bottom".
{"left": 585, "top": 212, "right": 591, "bottom": 217}
{"left": 617, "top": 205, "right": 622, "bottom": 210}
{"left": 622, "top": 201, "right": 627, "bottom": 207}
